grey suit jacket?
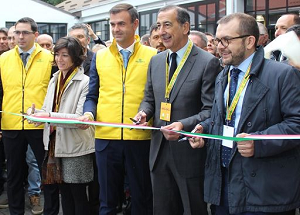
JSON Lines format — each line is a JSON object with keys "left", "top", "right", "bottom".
{"left": 139, "top": 45, "right": 221, "bottom": 178}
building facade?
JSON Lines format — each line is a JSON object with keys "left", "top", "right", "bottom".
{"left": 2, "top": 0, "right": 298, "bottom": 44}
{"left": 1, "top": 0, "right": 78, "bottom": 43}
{"left": 56, "top": 0, "right": 299, "bottom": 42}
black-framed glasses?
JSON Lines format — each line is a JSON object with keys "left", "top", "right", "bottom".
{"left": 214, "top": 35, "right": 250, "bottom": 48}
{"left": 14, "top": 31, "right": 35, "bottom": 36}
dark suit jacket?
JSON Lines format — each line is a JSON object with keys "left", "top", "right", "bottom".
{"left": 82, "top": 50, "right": 94, "bottom": 76}
{"left": 139, "top": 45, "right": 221, "bottom": 178}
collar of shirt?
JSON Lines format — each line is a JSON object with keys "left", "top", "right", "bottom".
{"left": 19, "top": 44, "right": 35, "bottom": 56}
{"left": 168, "top": 40, "right": 189, "bottom": 66}
{"left": 117, "top": 41, "right": 135, "bottom": 55}
{"left": 229, "top": 52, "right": 256, "bottom": 75}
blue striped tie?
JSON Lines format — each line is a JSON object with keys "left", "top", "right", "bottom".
{"left": 222, "top": 68, "right": 241, "bottom": 167}
{"left": 120, "top": 49, "right": 130, "bottom": 70}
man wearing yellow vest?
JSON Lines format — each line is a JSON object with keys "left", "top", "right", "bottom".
{"left": 0, "top": 17, "right": 52, "bottom": 214}
{"left": 78, "top": 3, "right": 157, "bottom": 215}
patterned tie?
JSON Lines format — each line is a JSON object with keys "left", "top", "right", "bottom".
{"left": 222, "top": 68, "right": 241, "bottom": 167}
{"left": 21, "top": 52, "right": 30, "bottom": 67}
{"left": 120, "top": 49, "right": 131, "bottom": 70}
{"left": 169, "top": 52, "right": 177, "bottom": 82}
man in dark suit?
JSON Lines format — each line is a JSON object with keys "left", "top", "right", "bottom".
{"left": 189, "top": 13, "right": 300, "bottom": 215}
{"left": 134, "top": 5, "right": 221, "bottom": 215}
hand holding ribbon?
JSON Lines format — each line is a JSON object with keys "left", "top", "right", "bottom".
{"left": 77, "top": 114, "right": 93, "bottom": 130}
{"left": 160, "top": 122, "right": 183, "bottom": 141}
{"left": 189, "top": 124, "right": 205, "bottom": 148}
{"left": 236, "top": 133, "right": 254, "bottom": 157}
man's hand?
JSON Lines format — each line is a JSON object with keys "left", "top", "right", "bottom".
{"left": 85, "top": 24, "right": 98, "bottom": 40}
{"left": 77, "top": 114, "right": 92, "bottom": 130}
{"left": 236, "top": 133, "right": 254, "bottom": 157}
{"left": 161, "top": 122, "right": 183, "bottom": 141}
{"left": 189, "top": 124, "right": 205, "bottom": 148}
{"left": 26, "top": 103, "right": 36, "bottom": 115}
{"left": 29, "top": 112, "right": 49, "bottom": 127}
{"left": 132, "top": 110, "right": 147, "bottom": 126}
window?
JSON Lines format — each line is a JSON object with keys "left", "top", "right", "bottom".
{"left": 139, "top": 9, "right": 158, "bottom": 37}
{"left": 182, "top": 0, "right": 225, "bottom": 34}
{"left": 245, "top": 0, "right": 300, "bottom": 40}
{"left": 138, "top": 1, "right": 226, "bottom": 36}
{"left": 90, "top": 19, "right": 109, "bottom": 42}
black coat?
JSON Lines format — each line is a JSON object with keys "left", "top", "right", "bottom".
{"left": 82, "top": 50, "right": 94, "bottom": 76}
{"left": 202, "top": 47, "right": 300, "bottom": 213}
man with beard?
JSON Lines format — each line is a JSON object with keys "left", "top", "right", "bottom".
{"left": 149, "top": 23, "right": 166, "bottom": 52}
{"left": 134, "top": 5, "right": 221, "bottom": 215}
{"left": 189, "top": 13, "right": 300, "bottom": 215}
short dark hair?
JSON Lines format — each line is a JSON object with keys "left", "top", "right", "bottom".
{"left": 150, "top": 23, "right": 159, "bottom": 36}
{"left": 286, "top": 24, "right": 300, "bottom": 37}
{"left": 53, "top": 37, "right": 86, "bottom": 68}
{"left": 217, "top": 13, "right": 259, "bottom": 47}
{"left": 159, "top": 5, "right": 190, "bottom": 26}
{"left": 0, "top": 27, "right": 8, "bottom": 36}
{"left": 68, "top": 23, "right": 89, "bottom": 39}
{"left": 109, "top": 3, "right": 138, "bottom": 23}
{"left": 15, "top": 17, "right": 38, "bottom": 32}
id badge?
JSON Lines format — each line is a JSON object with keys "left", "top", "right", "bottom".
{"left": 222, "top": 125, "right": 234, "bottom": 148}
{"left": 160, "top": 102, "right": 171, "bottom": 121}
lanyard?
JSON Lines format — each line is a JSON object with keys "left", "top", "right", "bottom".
{"left": 226, "top": 63, "right": 252, "bottom": 121}
{"left": 55, "top": 68, "right": 78, "bottom": 111}
{"left": 165, "top": 40, "right": 193, "bottom": 100}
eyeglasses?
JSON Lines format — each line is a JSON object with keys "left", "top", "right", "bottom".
{"left": 214, "top": 35, "right": 250, "bottom": 48}
{"left": 14, "top": 31, "right": 35, "bottom": 36}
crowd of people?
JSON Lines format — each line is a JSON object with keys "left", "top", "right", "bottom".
{"left": 0, "top": 2, "right": 300, "bottom": 215}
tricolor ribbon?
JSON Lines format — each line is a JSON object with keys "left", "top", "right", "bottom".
{"left": 2, "top": 111, "right": 300, "bottom": 141}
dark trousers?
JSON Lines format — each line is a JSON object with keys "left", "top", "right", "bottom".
{"left": 95, "top": 139, "right": 152, "bottom": 215}
{"left": 43, "top": 184, "right": 60, "bottom": 215}
{"left": 0, "top": 138, "right": 6, "bottom": 194}
{"left": 2, "top": 130, "right": 44, "bottom": 215}
{"left": 216, "top": 167, "right": 295, "bottom": 215}
{"left": 151, "top": 139, "right": 207, "bottom": 215}
{"left": 60, "top": 183, "right": 90, "bottom": 215}
{"left": 88, "top": 153, "right": 100, "bottom": 215}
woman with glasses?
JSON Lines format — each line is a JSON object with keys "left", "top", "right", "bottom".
{"left": 28, "top": 36, "right": 95, "bottom": 215}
